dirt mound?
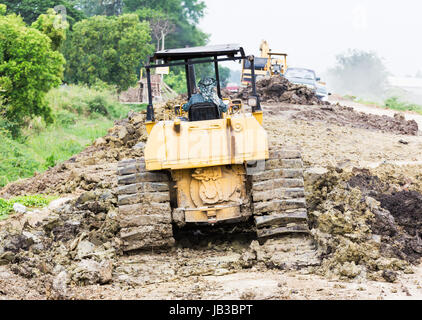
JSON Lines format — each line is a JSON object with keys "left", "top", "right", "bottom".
{"left": 304, "top": 166, "right": 422, "bottom": 280}
{"left": 235, "top": 76, "right": 328, "bottom": 105}
{"left": 0, "top": 191, "right": 121, "bottom": 298}
{"left": 291, "top": 105, "right": 419, "bottom": 136}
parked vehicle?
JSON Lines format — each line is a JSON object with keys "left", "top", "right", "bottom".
{"left": 225, "top": 82, "right": 240, "bottom": 93}
{"left": 284, "top": 67, "right": 330, "bottom": 101}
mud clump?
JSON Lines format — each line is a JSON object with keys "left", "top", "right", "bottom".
{"left": 305, "top": 167, "right": 422, "bottom": 280}
{"left": 292, "top": 105, "right": 418, "bottom": 136}
{"left": 235, "top": 76, "right": 328, "bottom": 105}
{"left": 377, "top": 191, "right": 422, "bottom": 236}
{"left": 0, "top": 191, "right": 121, "bottom": 297}
{"left": 374, "top": 191, "right": 422, "bottom": 263}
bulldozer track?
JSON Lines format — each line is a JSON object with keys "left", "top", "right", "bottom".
{"left": 117, "top": 158, "right": 175, "bottom": 251}
{"left": 250, "top": 147, "right": 309, "bottom": 238}
{"left": 117, "top": 147, "right": 309, "bottom": 250}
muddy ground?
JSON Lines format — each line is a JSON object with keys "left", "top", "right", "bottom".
{"left": 0, "top": 101, "right": 421, "bottom": 300}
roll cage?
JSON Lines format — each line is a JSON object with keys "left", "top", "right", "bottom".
{"left": 143, "top": 44, "right": 262, "bottom": 122}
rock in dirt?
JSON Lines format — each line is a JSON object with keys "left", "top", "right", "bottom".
{"left": 76, "top": 240, "right": 96, "bottom": 259}
{"left": 382, "top": 270, "right": 398, "bottom": 283}
{"left": 72, "top": 259, "right": 113, "bottom": 285}
{"left": 13, "top": 203, "right": 27, "bottom": 214}
{"left": 50, "top": 271, "right": 69, "bottom": 299}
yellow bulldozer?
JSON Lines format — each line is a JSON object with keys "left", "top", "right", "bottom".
{"left": 117, "top": 44, "right": 308, "bottom": 251}
{"left": 241, "top": 40, "right": 288, "bottom": 85}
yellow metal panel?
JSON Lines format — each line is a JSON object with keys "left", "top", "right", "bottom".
{"left": 145, "top": 121, "right": 156, "bottom": 135}
{"left": 252, "top": 111, "right": 263, "bottom": 125}
{"left": 144, "top": 115, "right": 269, "bottom": 171}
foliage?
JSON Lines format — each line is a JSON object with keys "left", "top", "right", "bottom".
{"left": 63, "top": 14, "right": 152, "bottom": 91}
{"left": 0, "top": 12, "right": 65, "bottom": 136}
{"left": 164, "top": 70, "right": 187, "bottom": 94}
{"left": 124, "top": 0, "right": 209, "bottom": 49}
{"left": 47, "top": 84, "right": 142, "bottom": 123}
{"left": 384, "top": 96, "right": 422, "bottom": 115}
{"left": 124, "top": 0, "right": 205, "bottom": 24}
{"left": 164, "top": 65, "right": 231, "bottom": 94}
{"left": 77, "top": 0, "right": 123, "bottom": 16}
{"left": 0, "top": 194, "right": 56, "bottom": 219}
{"left": 219, "top": 66, "right": 231, "bottom": 88}
{"left": 0, "top": 129, "right": 41, "bottom": 187}
{"left": 31, "top": 8, "right": 69, "bottom": 51}
{"left": 0, "top": 85, "right": 146, "bottom": 187}
{"left": 1, "top": 0, "right": 85, "bottom": 25}
{"left": 327, "top": 49, "right": 389, "bottom": 100}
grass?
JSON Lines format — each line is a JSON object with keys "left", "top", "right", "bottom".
{"left": 343, "top": 94, "right": 422, "bottom": 115}
{"left": 0, "top": 194, "right": 57, "bottom": 220}
{"left": 384, "top": 97, "right": 422, "bottom": 115}
{"left": 25, "top": 117, "right": 115, "bottom": 167}
{"left": 0, "top": 85, "right": 146, "bottom": 188}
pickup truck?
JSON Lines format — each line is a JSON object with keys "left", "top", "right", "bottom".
{"left": 284, "top": 67, "right": 330, "bottom": 101}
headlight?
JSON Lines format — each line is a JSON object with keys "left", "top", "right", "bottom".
{"left": 248, "top": 96, "right": 258, "bottom": 107}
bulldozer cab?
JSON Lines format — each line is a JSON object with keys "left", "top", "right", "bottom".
{"left": 268, "top": 52, "right": 288, "bottom": 75}
{"left": 142, "top": 44, "right": 268, "bottom": 172}
{"left": 144, "top": 44, "right": 262, "bottom": 127}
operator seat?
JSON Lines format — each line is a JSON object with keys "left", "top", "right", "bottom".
{"left": 188, "top": 102, "right": 221, "bottom": 122}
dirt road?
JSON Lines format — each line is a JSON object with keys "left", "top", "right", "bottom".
{"left": 0, "top": 101, "right": 421, "bottom": 300}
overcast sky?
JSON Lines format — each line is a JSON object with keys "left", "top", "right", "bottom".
{"left": 199, "top": 0, "right": 422, "bottom": 77}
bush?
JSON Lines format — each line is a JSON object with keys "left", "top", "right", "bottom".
{"left": 46, "top": 85, "right": 124, "bottom": 121}
{"left": 55, "top": 109, "right": 76, "bottom": 127}
{"left": 164, "top": 70, "right": 187, "bottom": 94}
{"left": 0, "top": 11, "right": 65, "bottom": 136}
{"left": 384, "top": 97, "right": 422, "bottom": 114}
{"left": 64, "top": 14, "right": 153, "bottom": 91}
{"left": 88, "top": 95, "right": 110, "bottom": 116}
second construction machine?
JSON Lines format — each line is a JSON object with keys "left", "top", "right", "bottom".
{"left": 117, "top": 44, "right": 309, "bottom": 251}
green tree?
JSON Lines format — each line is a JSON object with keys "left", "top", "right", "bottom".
{"left": 77, "top": 0, "right": 123, "bottom": 17}
{"left": 327, "top": 49, "right": 389, "bottom": 99}
{"left": 219, "top": 66, "right": 231, "bottom": 88}
{"left": 1, "top": 0, "right": 85, "bottom": 25}
{"left": 124, "top": 0, "right": 205, "bottom": 23}
{"left": 31, "top": 8, "right": 69, "bottom": 51}
{"left": 64, "top": 14, "right": 152, "bottom": 91}
{"left": 0, "top": 11, "right": 65, "bottom": 136}
{"left": 124, "top": 0, "right": 208, "bottom": 49}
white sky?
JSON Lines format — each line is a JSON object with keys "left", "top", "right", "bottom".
{"left": 199, "top": 0, "right": 422, "bottom": 77}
